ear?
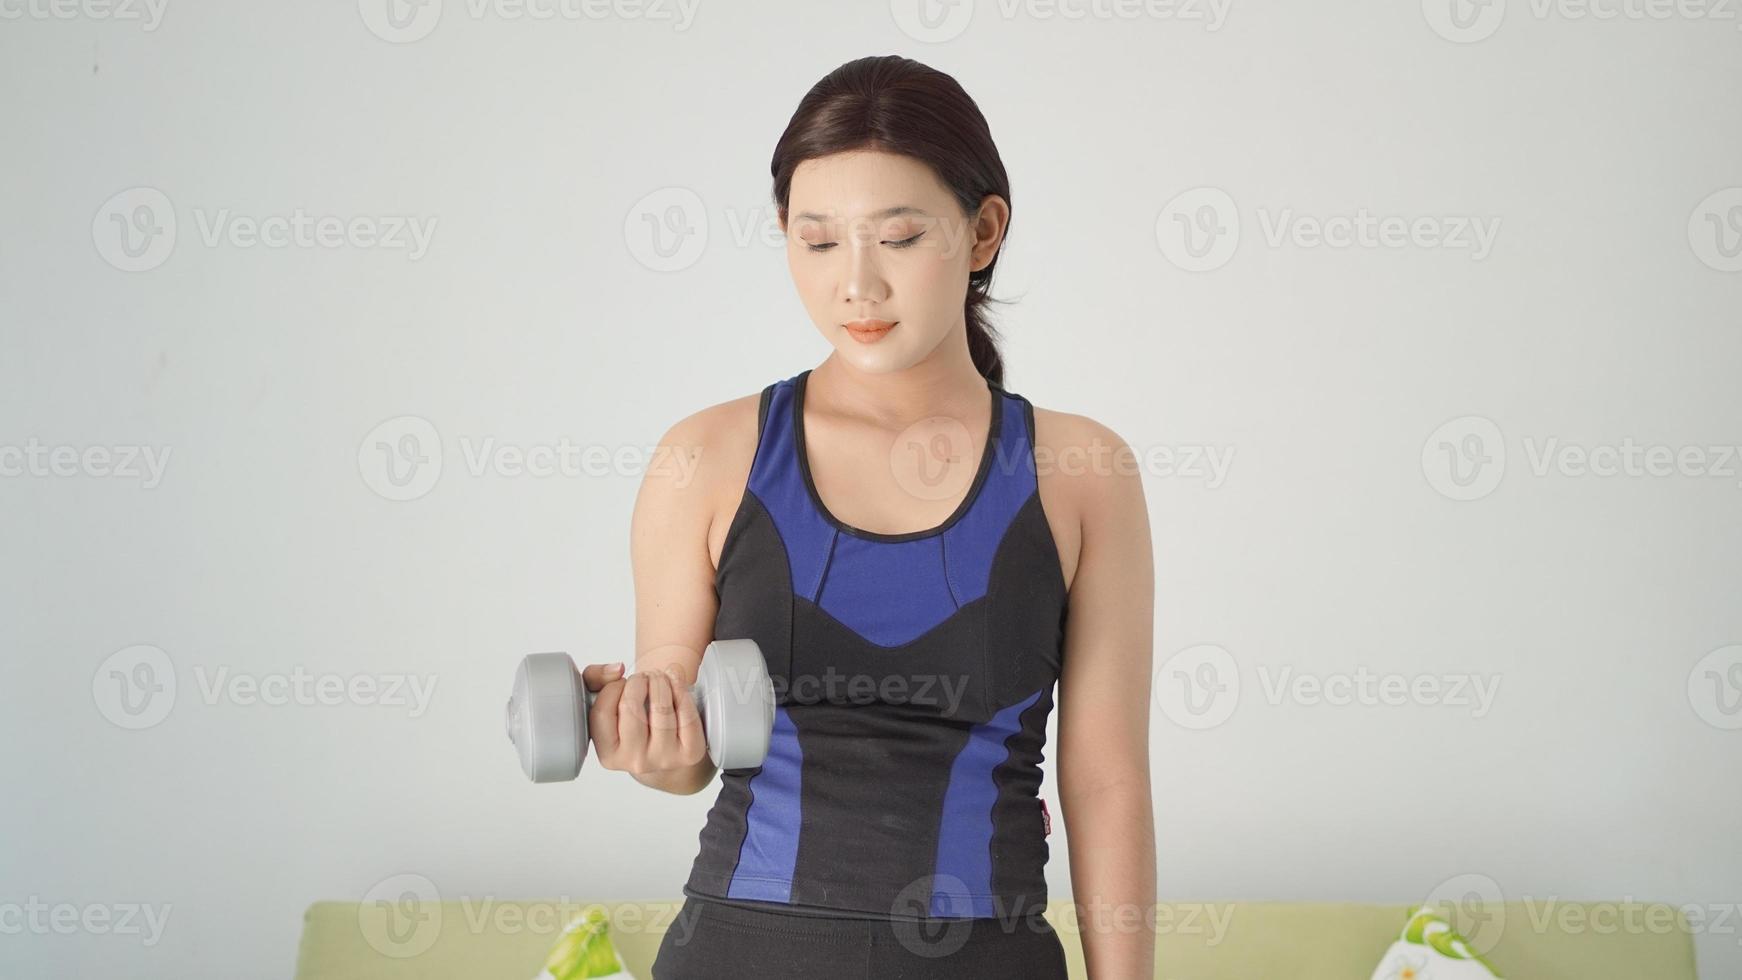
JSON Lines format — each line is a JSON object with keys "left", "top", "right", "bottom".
{"left": 969, "top": 194, "right": 1010, "bottom": 272}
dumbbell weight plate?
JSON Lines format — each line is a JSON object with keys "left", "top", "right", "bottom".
{"left": 696, "top": 638, "right": 777, "bottom": 771}
{"left": 506, "top": 652, "right": 588, "bottom": 783}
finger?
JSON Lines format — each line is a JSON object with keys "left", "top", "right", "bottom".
{"left": 589, "top": 676, "right": 626, "bottom": 759}
{"left": 667, "top": 666, "right": 706, "bottom": 765}
{"left": 617, "top": 671, "right": 650, "bottom": 763}
{"left": 645, "top": 668, "right": 679, "bottom": 763}
{"left": 580, "top": 661, "right": 626, "bottom": 694}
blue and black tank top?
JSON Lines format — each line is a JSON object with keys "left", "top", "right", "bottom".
{"left": 682, "top": 367, "right": 1070, "bottom": 921}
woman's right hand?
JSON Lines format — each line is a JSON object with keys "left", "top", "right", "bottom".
{"left": 582, "top": 662, "right": 709, "bottom": 776}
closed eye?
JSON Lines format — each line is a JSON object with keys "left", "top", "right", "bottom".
{"left": 805, "top": 232, "right": 926, "bottom": 253}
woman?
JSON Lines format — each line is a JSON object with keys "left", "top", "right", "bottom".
{"left": 582, "top": 55, "right": 1156, "bottom": 978}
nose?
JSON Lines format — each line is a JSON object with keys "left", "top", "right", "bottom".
{"left": 841, "top": 237, "right": 889, "bottom": 305}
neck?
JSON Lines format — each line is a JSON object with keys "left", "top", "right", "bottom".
{"left": 809, "top": 330, "right": 989, "bottom": 430}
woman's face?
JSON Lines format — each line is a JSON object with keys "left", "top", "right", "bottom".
{"left": 783, "top": 150, "right": 1006, "bottom": 374}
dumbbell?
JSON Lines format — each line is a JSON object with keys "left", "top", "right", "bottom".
{"left": 505, "top": 638, "right": 776, "bottom": 783}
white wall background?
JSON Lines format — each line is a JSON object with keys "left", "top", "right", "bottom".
{"left": 3, "top": 1, "right": 1739, "bottom": 977}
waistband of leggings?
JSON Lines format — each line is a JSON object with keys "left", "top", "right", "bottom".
{"left": 685, "top": 897, "right": 879, "bottom": 939}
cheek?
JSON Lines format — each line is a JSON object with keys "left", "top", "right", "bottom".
{"left": 786, "top": 248, "right": 830, "bottom": 304}
{"left": 898, "top": 249, "right": 970, "bottom": 317}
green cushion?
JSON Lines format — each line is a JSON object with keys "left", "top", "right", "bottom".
{"left": 293, "top": 898, "right": 1699, "bottom": 980}
{"left": 1367, "top": 905, "right": 1504, "bottom": 978}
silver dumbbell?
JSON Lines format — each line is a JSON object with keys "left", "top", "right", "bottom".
{"left": 505, "top": 638, "right": 776, "bottom": 783}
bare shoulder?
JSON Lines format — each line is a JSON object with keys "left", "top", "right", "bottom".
{"left": 636, "top": 390, "right": 764, "bottom": 572}
{"left": 1030, "top": 405, "right": 1126, "bottom": 450}
{"left": 658, "top": 390, "right": 761, "bottom": 473}
{"left": 1030, "top": 405, "right": 1144, "bottom": 509}
{"left": 1027, "top": 404, "right": 1144, "bottom": 593}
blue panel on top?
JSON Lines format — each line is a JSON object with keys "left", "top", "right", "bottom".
{"left": 726, "top": 706, "right": 802, "bottom": 902}
{"left": 816, "top": 534, "right": 959, "bottom": 647}
{"left": 928, "top": 687, "right": 1044, "bottom": 918}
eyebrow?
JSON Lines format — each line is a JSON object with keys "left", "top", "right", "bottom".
{"left": 792, "top": 206, "right": 931, "bottom": 223}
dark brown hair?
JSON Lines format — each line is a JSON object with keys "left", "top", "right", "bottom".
{"left": 770, "top": 55, "right": 1012, "bottom": 388}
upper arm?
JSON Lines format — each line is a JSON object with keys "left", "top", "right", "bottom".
{"left": 628, "top": 396, "right": 755, "bottom": 688}
{"left": 1052, "top": 414, "right": 1155, "bottom": 802}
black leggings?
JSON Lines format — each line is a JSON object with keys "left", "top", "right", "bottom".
{"left": 650, "top": 896, "right": 1070, "bottom": 979}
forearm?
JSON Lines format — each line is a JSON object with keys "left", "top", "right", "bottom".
{"left": 630, "top": 756, "right": 717, "bottom": 796}
{"left": 1063, "top": 781, "right": 1157, "bottom": 979}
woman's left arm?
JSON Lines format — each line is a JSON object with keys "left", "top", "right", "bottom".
{"left": 1053, "top": 417, "right": 1156, "bottom": 980}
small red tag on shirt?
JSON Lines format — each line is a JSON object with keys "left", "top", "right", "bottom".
{"left": 1040, "top": 798, "right": 1052, "bottom": 837}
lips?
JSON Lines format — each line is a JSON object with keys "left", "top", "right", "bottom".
{"left": 844, "top": 319, "right": 896, "bottom": 344}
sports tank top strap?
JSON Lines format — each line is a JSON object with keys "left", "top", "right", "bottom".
{"left": 742, "top": 374, "right": 837, "bottom": 603}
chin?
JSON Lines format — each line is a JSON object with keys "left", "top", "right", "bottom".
{"left": 834, "top": 344, "right": 912, "bottom": 374}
